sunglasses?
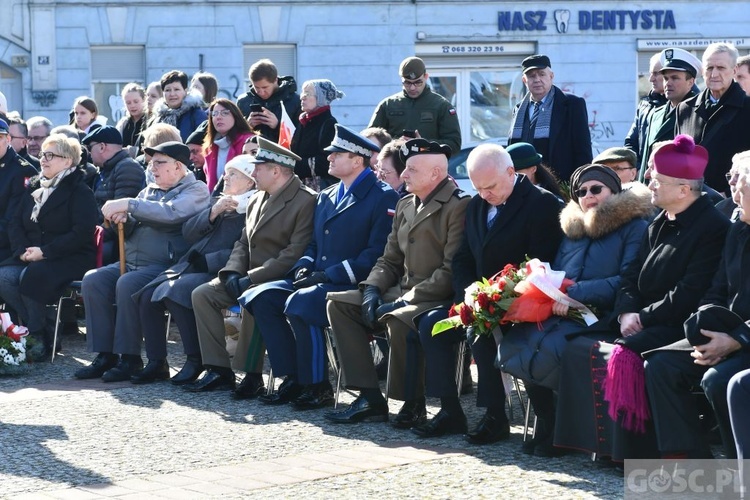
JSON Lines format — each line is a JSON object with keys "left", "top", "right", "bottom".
{"left": 574, "top": 185, "right": 605, "bottom": 198}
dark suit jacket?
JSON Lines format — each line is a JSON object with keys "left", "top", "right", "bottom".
{"left": 452, "top": 175, "right": 564, "bottom": 302}
{"left": 509, "top": 86, "right": 592, "bottom": 182}
{"left": 675, "top": 81, "right": 750, "bottom": 193}
{"left": 0, "top": 146, "right": 34, "bottom": 261}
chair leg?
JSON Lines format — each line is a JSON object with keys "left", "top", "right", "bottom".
{"left": 323, "top": 327, "right": 343, "bottom": 408}
{"left": 165, "top": 312, "right": 172, "bottom": 340}
{"left": 455, "top": 340, "right": 466, "bottom": 397}
{"left": 51, "top": 296, "right": 65, "bottom": 364}
{"left": 266, "top": 366, "right": 275, "bottom": 396}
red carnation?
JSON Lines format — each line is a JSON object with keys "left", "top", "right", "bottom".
{"left": 459, "top": 304, "right": 475, "bottom": 325}
{"left": 476, "top": 292, "right": 490, "bottom": 308}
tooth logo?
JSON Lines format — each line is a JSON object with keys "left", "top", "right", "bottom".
{"left": 554, "top": 10, "right": 570, "bottom": 33}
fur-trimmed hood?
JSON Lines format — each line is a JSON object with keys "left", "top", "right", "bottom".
{"left": 560, "top": 182, "right": 655, "bottom": 240}
{"left": 153, "top": 91, "right": 205, "bottom": 122}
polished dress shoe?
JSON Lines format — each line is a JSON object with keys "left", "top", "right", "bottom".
{"left": 74, "top": 352, "right": 119, "bottom": 379}
{"left": 102, "top": 355, "right": 144, "bottom": 383}
{"left": 131, "top": 359, "right": 170, "bottom": 384}
{"left": 292, "top": 381, "right": 334, "bottom": 410}
{"left": 324, "top": 395, "right": 388, "bottom": 424}
{"left": 184, "top": 368, "right": 236, "bottom": 392}
{"left": 171, "top": 356, "right": 204, "bottom": 386}
{"left": 231, "top": 373, "right": 265, "bottom": 400}
{"left": 465, "top": 412, "right": 511, "bottom": 444}
{"left": 391, "top": 398, "right": 427, "bottom": 429}
{"left": 258, "top": 376, "right": 301, "bottom": 405}
{"left": 412, "top": 409, "right": 467, "bottom": 437}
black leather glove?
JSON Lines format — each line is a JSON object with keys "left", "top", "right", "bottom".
{"left": 224, "top": 273, "right": 244, "bottom": 299}
{"left": 361, "top": 285, "right": 383, "bottom": 330}
{"left": 375, "top": 300, "right": 406, "bottom": 318}
{"left": 294, "top": 267, "right": 312, "bottom": 281}
{"left": 187, "top": 250, "right": 208, "bottom": 273}
{"left": 292, "top": 271, "right": 329, "bottom": 290}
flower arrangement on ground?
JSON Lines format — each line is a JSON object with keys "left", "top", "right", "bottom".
{"left": 0, "top": 312, "right": 31, "bottom": 376}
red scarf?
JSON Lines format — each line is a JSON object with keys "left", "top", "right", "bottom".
{"left": 299, "top": 105, "right": 330, "bottom": 126}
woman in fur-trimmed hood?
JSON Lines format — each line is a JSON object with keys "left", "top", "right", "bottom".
{"left": 498, "top": 164, "right": 655, "bottom": 457}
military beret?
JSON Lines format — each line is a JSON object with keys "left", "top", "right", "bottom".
{"left": 398, "top": 138, "right": 452, "bottom": 163}
{"left": 400, "top": 57, "right": 426, "bottom": 80}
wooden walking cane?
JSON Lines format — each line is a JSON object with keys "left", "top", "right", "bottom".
{"left": 117, "top": 222, "right": 126, "bottom": 275}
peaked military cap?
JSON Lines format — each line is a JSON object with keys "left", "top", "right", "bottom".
{"left": 324, "top": 124, "right": 381, "bottom": 158}
{"left": 249, "top": 136, "right": 301, "bottom": 168}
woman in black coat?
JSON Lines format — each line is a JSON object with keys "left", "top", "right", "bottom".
{"left": 0, "top": 134, "right": 97, "bottom": 359}
{"left": 290, "top": 79, "right": 343, "bottom": 190}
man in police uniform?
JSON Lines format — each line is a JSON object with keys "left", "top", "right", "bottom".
{"left": 240, "top": 125, "right": 399, "bottom": 409}
{"left": 638, "top": 48, "right": 701, "bottom": 180}
{"left": 187, "top": 138, "right": 317, "bottom": 393}
{"left": 325, "top": 138, "right": 470, "bottom": 424}
{"left": 369, "top": 57, "right": 461, "bottom": 154}
{"left": 0, "top": 118, "right": 35, "bottom": 262}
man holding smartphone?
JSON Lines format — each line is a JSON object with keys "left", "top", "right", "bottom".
{"left": 237, "top": 58, "right": 301, "bottom": 143}
{"left": 369, "top": 57, "right": 461, "bottom": 155}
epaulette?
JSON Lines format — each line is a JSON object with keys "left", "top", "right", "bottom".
{"left": 453, "top": 188, "right": 471, "bottom": 199}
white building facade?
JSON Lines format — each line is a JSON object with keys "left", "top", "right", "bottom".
{"left": 1, "top": 1, "right": 749, "bottom": 152}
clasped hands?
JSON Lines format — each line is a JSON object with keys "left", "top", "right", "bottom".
{"left": 101, "top": 198, "right": 131, "bottom": 225}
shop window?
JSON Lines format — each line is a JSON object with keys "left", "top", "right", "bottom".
{"left": 242, "top": 45, "right": 296, "bottom": 88}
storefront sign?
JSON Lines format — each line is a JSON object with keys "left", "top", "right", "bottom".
{"left": 417, "top": 42, "right": 536, "bottom": 56}
{"left": 498, "top": 9, "right": 676, "bottom": 33}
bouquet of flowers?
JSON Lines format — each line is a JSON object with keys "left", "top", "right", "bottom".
{"left": 432, "top": 263, "right": 526, "bottom": 336}
{"left": 0, "top": 312, "right": 31, "bottom": 376}
{"left": 432, "top": 259, "right": 598, "bottom": 337}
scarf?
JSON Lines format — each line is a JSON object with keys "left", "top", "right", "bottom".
{"left": 154, "top": 92, "right": 202, "bottom": 127}
{"left": 229, "top": 189, "right": 256, "bottom": 214}
{"left": 509, "top": 87, "right": 555, "bottom": 140}
{"left": 31, "top": 167, "right": 75, "bottom": 222}
{"left": 299, "top": 105, "right": 330, "bottom": 126}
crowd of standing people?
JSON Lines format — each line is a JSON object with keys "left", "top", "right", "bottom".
{"left": 0, "top": 42, "right": 748, "bottom": 489}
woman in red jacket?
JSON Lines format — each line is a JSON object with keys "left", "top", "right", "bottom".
{"left": 203, "top": 98, "right": 254, "bottom": 193}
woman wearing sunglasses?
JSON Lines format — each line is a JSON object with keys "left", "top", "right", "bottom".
{"left": 499, "top": 163, "right": 655, "bottom": 457}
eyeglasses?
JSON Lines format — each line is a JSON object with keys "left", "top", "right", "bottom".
{"left": 9, "top": 135, "right": 27, "bottom": 141}
{"left": 378, "top": 168, "right": 398, "bottom": 177}
{"left": 211, "top": 109, "right": 232, "bottom": 118}
{"left": 574, "top": 185, "right": 606, "bottom": 198}
{"left": 402, "top": 79, "right": 424, "bottom": 88}
{"left": 28, "top": 135, "right": 49, "bottom": 143}
{"left": 40, "top": 151, "right": 68, "bottom": 161}
{"left": 149, "top": 159, "right": 176, "bottom": 168}
{"left": 650, "top": 176, "right": 689, "bottom": 189}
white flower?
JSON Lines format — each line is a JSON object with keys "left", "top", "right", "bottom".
{"left": 4, "top": 353, "right": 17, "bottom": 365}
{"left": 16, "top": 352, "right": 25, "bottom": 362}
{"left": 464, "top": 283, "right": 480, "bottom": 306}
{"left": 0, "top": 348, "right": 7, "bottom": 357}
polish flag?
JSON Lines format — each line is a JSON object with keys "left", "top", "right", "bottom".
{"left": 278, "top": 101, "right": 296, "bottom": 149}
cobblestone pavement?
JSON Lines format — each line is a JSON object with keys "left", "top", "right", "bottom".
{"left": 0, "top": 329, "right": 625, "bottom": 499}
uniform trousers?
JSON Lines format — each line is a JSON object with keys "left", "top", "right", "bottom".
{"left": 191, "top": 278, "right": 264, "bottom": 372}
{"left": 418, "top": 308, "right": 464, "bottom": 398}
{"left": 646, "top": 349, "right": 750, "bottom": 458}
{"left": 82, "top": 263, "right": 164, "bottom": 356}
{"left": 138, "top": 286, "right": 201, "bottom": 360}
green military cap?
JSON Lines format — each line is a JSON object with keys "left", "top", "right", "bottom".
{"left": 249, "top": 136, "right": 301, "bottom": 168}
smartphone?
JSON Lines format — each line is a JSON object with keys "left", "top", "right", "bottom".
{"left": 401, "top": 129, "right": 417, "bottom": 138}
{"left": 249, "top": 104, "right": 264, "bottom": 113}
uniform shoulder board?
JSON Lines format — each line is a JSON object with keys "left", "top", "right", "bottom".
{"left": 453, "top": 188, "right": 471, "bottom": 199}
{"left": 17, "top": 157, "right": 31, "bottom": 168}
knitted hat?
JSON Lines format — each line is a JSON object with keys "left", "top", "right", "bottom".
{"left": 224, "top": 154, "right": 255, "bottom": 179}
{"left": 303, "top": 79, "right": 344, "bottom": 107}
{"left": 570, "top": 164, "right": 622, "bottom": 202}
{"left": 653, "top": 134, "right": 708, "bottom": 180}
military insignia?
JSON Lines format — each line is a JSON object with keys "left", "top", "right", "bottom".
{"left": 400, "top": 143, "right": 410, "bottom": 157}
{"left": 665, "top": 49, "right": 673, "bottom": 61}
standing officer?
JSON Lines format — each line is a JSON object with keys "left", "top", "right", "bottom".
{"left": 187, "top": 138, "right": 316, "bottom": 393}
{"left": 0, "top": 118, "right": 34, "bottom": 262}
{"left": 241, "top": 125, "right": 399, "bottom": 409}
{"left": 369, "top": 57, "right": 461, "bottom": 154}
{"left": 325, "top": 138, "right": 470, "bottom": 425}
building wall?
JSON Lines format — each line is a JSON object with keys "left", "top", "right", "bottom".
{"left": 2, "top": 1, "right": 749, "bottom": 152}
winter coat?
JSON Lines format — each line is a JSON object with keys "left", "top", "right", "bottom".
{"left": 290, "top": 107, "right": 337, "bottom": 183}
{"left": 116, "top": 115, "right": 146, "bottom": 147}
{"left": 93, "top": 149, "right": 146, "bottom": 241}
{"left": 236, "top": 76, "right": 301, "bottom": 143}
{"left": 203, "top": 131, "right": 254, "bottom": 193}
{"left": 624, "top": 90, "right": 667, "bottom": 167}
{"left": 139, "top": 198, "right": 247, "bottom": 308}
{"left": 3, "top": 168, "right": 98, "bottom": 304}
{"left": 499, "top": 183, "right": 654, "bottom": 389}
{"left": 152, "top": 93, "right": 208, "bottom": 142}
{"left": 123, "top": 172, "right": 210, "bottom": 269}
{"left": 0, "top": 146, "right": 34, "bottom": 261}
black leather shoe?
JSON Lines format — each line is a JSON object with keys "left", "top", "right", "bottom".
{"left": 231, "top": 373, "right": 266, "bottom": 400}
{"left": 465, "top": 412, "right": 511, "bottom": 444}
{"left": 184, "top": 368, "right": 236, "bottom": 392}
{"left": 391, "top": 398, "right": 427, "bottom": 429}
{"left": 102, "top": 355, "right": 144, "bottom": 383}
{"left": 412, "top": 409, "right": 467, "bottom": 437}
{"left": 74, "top": 353, "right": 119, "bottom": 379}
{"left": 292, "top": 382, "right": 334, "bottom": 410}
{"left": 258, "top": 377, "right": 301, "bottom": 405}
{"left": 171, "top": 356, "right": 204, "bottom": 386}
{"left": 324, "top": 395, "right": 388, "bottom": 424}
{"left": 131, "top": 359, "right": 170, "bottom": 384}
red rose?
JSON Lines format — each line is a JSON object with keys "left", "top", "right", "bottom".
{"left": 488, "top": 304, "right": 496, "bottom": 314}
{"left": 500, "top": 264, "right": 516, "bottom": 277}
{"left": 497, "top": 280, "right": 506, "bottom": 291}
{"left": 459, "top": 304, "right": 475, "bottom": 325}
{"left": 476, "top": 292, "right": 490, "bottom": 308}
{"left": 448, "top": 303, "right": 458, "bottom": 317}
{"left": 484, "top": 320, "right": 491, "bottom": 329}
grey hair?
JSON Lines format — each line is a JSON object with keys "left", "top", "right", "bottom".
{"left": 703, "top": 43, "right": 739, "bottom": 67}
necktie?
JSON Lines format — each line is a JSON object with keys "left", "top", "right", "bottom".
{"left": 487, "top": 205, "right": 499, "bottom": 228}
{"left": 529, "top": 101, "right": 541, "bottom": 129}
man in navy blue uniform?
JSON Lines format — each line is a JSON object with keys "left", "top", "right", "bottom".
{"left": 241, "top": 125, "right": 399, "bottom": 409}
